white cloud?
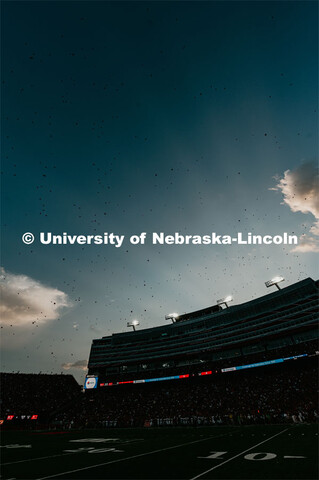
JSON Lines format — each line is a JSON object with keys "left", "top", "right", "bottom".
{"left": 272, "top": 162, "right": 319, "bottom": 253}
{"left": 62, "top": 360, "right": 87, "bottom": 371}
{"left": 275, "top": 161, "right": 319, "bottom": 221}
{"left": 310, "top": 220, "right": 319, "bottom": 236}
{"left": 0, "top": 268, "right": 71, "bottom": 326}
{"left": 291, "top": 235, "right": 319, "bottom": 253}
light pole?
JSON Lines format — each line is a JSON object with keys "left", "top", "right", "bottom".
{"left": 265, "top": 276, "right": 285, "bottom": 290}
{"left": 165, "top": 313, "right": 179, "bottom": 323}
{"left": 217, "top": 295, "right": 233, "bottom": 308}
{"left": 127, "top": 319, "right": 139, "bottom": 331}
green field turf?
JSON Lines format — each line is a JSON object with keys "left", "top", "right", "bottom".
{"left": 1, "top": 424, "right": 318, "bottom": 480}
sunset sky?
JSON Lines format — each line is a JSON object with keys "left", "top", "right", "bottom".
{"left": 1, "top": 1, "right": 318, "bottom": 383}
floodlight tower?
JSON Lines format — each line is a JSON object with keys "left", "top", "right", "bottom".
{"left": 127, "top": 319, "right": 139, "bottom": 331}
{"left": 265, "top": 276, "right": 285, "bottom": 290}
{"left": 165, "top": 313, "right": 179, "bottom": 323}
{"left": 217, "top": 295, "right": 233, "bottom": 308}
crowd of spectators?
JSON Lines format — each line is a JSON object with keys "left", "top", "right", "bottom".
{"left": 1, "top": 354, "right": 317, "bottom": 430}
{"left": 0, "top": 373, "right": 80, "bottom": 419}
{"left": 53, "top": 356, "right": 318, "bottom": 428}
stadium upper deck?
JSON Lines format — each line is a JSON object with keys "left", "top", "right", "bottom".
{"left": 88, "top": 278, "right": 318, "bottom": 379}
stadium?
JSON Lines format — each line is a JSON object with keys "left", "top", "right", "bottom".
{"left": 1, "top": 276, "right": 318, "bottom": 480}
{"left": 87, "top": 276, "right": 318, "bottom": 386}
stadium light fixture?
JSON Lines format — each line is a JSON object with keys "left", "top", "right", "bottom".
{"left": 127, "top": 319, "right": 139, "bottom": 331}
{"left": 265, "top": 275, "right": 285, "bottom": 290}
{"left": 165, "top": 313, "right": 179, "bottom": 323}
{"left": 217, "top": 295, "right": 233, "bottom": 308}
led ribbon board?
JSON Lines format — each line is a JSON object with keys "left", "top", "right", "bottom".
{"left": 97, "top": 354, "right": 308, "bottom": 386}
{"left": 100, "top": 372, "right": 211, "bottom": 387}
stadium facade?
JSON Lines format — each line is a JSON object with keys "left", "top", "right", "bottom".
{"left": 87, "top": 278, "right": 318, "bottom": 385}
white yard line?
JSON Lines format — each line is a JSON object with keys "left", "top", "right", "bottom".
{"left": 36, "top": 432, "right": 230, "bottom": 480}
{"left": 2, "top": 452, "right": 77, "bottom": 466}
{"left": 189, "top": 427, "right": 290, "bottom": 480}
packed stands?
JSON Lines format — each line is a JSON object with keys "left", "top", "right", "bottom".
{"left": 53, "top": 355, "right": 318, "bottom": 429}
{"left": 0, "top": 373, "right": 81, "bottom": 427}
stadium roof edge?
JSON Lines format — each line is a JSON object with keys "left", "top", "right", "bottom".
{"left": 98, "top": 277, "right": 317, "bottom": 340}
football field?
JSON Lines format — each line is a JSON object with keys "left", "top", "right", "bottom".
{"left": 1, "top": 424, "right": 318, "bottom": 480}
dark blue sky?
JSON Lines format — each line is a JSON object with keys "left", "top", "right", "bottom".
{"left": 1, "top": 1, "right": 318, "bottom": 381}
